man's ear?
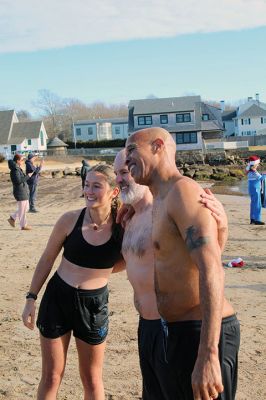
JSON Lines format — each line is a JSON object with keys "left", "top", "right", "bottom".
{"left": 151, "top": 138, "right": 164, "bottom": 153}
{"left": 112, "top": 186, "right": 120, "bottom": 198}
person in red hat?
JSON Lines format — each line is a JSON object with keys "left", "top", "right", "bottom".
{"left": 246, "top": 155, "right": 265, "bottom": 225}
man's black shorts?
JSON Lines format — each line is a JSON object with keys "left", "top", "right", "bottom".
{"left": 138, "top": 318, "right": 177, "bottom": 400}
{"left": 162, "top": 315, "right": 240, "bottom": 400}
{"left": 37, "top": 272, "right": 109, "bottom": 345}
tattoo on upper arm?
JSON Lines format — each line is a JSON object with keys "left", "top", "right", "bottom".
{"left": 185, "top": 226, "right": 209, "bottom": 251}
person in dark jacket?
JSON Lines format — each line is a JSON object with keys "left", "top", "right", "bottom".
{"left": 8, "top": 154, "right": 33, "bottom": 230}
{"left": 25, "top": 153, "right": 44, "bottom": 212}
{"left": 80, "top": 159, "right": 90, "bottom": 197}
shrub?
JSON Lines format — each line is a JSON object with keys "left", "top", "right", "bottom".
{"left": 66, "top": 139, "right": 126, "bottom": 149}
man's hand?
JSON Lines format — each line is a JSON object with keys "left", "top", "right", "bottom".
{"left": 191, "top": 350, "right": 224, "bottom": 400}
{"left": 200, "top": 189, "right": 228, "bottom": 252}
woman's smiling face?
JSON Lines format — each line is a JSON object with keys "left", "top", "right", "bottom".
{"left": 84, "top": 171, "right": 114, "bottom": 208}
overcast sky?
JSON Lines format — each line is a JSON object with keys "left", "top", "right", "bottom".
{"left": 0, "top": 0, "right": 266, "bottom": 113}
{"left": 1, "top": 0, "right": 266, "bottom": 52}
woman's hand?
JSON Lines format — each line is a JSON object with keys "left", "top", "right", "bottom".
{"left": 22, "top": 300, "right": 36, "bottom": 330}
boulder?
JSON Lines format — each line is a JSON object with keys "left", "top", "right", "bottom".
{"left": 51, "top": 170, "right": 63, "bottom": 178}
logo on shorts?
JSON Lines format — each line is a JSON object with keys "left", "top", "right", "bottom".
{"left": 98, "top": 325, "right": 108, "bottom": 338}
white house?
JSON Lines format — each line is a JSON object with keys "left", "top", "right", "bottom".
{"left": 128, "top": 96, "right": 224, "bottom": 151}
{"left": 234, "top": 96, "right": 266, "bottom": 137}
{"left": 0, "top": 110, "right": 48, "bottom": 159}
{"left": 222, "top": 95, "right": 266, "bottom": 138}
{"left": 73, "top": 117, "right": 129, "bottom": 142}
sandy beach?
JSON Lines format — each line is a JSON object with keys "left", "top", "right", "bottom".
{"left": 0, "top": 159, "right": 265, "bottom": 399}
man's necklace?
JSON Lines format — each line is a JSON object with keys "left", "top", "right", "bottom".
{"left": 88, "top": 210, "right": 111, "bottom": 230}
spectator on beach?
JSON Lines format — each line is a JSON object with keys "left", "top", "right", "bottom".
{"left": 114, "top": 149, "right": 230, "bottom": 400}
{"left": 125, "top": 128, "right": 240, "bottom": 400}
{"left": 22, "top": 164, "right": 124, "bottom": 400}
{"left": 80, "top": 159, "right": 91, "bottom": 197}
{"left": 25, "top": 153, "right": 44, "bottom": 212}
{"left": 8, "top": 153, "right": 33, "bottom": 231}
{"left": 246, "top": 155, "right": 265, "bottom": 225}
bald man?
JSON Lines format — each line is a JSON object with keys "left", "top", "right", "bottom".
{"left": 125, "top": 128, "right": 240, "bottom": 400}
{"left": 114, "top": 148, "right": 231, "bottom": 400}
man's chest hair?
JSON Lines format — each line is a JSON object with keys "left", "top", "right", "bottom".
{"left": 122, "top": 220, "right": 152, "bottom": 258}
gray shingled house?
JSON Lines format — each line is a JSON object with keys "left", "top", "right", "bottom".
{"left": 0, "top": 110, "right": 48, "bottom": 159}
{"left": 128, "top": 96, "right": 223, "bottom": 151}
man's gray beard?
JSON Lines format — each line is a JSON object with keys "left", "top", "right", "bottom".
{"left": 120, "top": 183, "right": 146, "bottom": 205}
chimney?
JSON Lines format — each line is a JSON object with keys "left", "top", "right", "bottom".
{"left": 248, "top": 96, "right": 253, "bottom": 102}
{"left": 255, "top": 93, "right": 260, "bottom": 103}
{"left": 220, "top": 100, "right": 225, "bottom": 112}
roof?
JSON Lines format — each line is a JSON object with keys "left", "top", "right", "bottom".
{"left": 8, "top": 121, "right": 43, "bottom": 144}
{"left": 238, "top": 104, "right": 266, "bottom": 118}
{"left": 128, "top": 96, "right": 202, "bottom": 115}
{"left": 222, "top": 109, "right": 237, "bottom": 121}
{"left": 0, "top": 110, "right": 16, "bottom": 145}
{"left": 75, "top": 117, "right": 128, "bottom": 125}
{"left": 47, "top": 137, "right": 68, "bottom": 147}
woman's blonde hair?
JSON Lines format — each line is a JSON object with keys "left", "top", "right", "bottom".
{"left": 88, "top": 164, "right": 123, "bottom": 241}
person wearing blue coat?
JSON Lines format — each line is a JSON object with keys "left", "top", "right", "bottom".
{"left": 246, "top": 155, "right": 265, "bottom": 225}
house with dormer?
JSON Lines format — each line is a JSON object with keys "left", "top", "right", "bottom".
{"left": 128, "top": 96, "right": 223, "bottom": 151}
{"left": 234, "top": 97, "right": 266, "bottom": 137}
{"left": 0, "top": 110, "right": 48, "bottom": 159}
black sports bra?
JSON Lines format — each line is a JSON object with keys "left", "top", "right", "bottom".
{"left": 63, "top": 208, "right": 123, "bottom": 269}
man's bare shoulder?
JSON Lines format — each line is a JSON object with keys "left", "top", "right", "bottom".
{"left": 168, "top": 175, "right": 204, "bottom": 202}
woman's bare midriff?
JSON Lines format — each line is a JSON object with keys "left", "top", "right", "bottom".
{"left": 56, "top": 256, "right": 113, "bottom": 289}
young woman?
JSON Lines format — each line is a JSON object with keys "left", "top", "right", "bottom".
{"left": 22, "top": 164, "right": 124, "bottom": 400}
{"left": 8, "top": 153, "right": 33, "bottom": 230}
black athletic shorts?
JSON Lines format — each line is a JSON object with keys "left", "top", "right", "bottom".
{"left": 161, "top": 314, "right": 240, "bottom": 400}
{"left": 37, "top": 272, "right": 109, "bottom": 345}
{"left": 138, "top": 318, "right": 179, "bottom": 400}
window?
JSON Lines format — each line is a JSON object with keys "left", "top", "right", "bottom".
{"left": 176, "top": 132, "right": 197, "bottom": 144}
{"left": 40, "top": 131, "right": 44, "bottom": 146}
{"left": 160, "top": 115, "right": 168, "bottom": 124}
{"left": 88, "top": 127, "right": 93, "bottom": 135}
{"left": 202, "top": 114, "right": 209, "bottom": 121}
{"left": 115, "top": 126, "right": 121, "bottom": 135}
{"left": 28, "top": 139, "right": 32, "bottom": 145}
{"left": 176, "top": 113, "right": 191, "bottom": 123}
{"left": 261, "top": 117, "right": 266, "bottom": 124}
{"left": 11, "top": 145, "right": 17, "bottom": 152}
{"left": 242, "top": 118, "right": 251, "bottom": 125}
{"left": 76, "top": 128, "right": 81, "bottom": 136}
{"left": 138, "top": 116, "right": 152, "bottom": 125}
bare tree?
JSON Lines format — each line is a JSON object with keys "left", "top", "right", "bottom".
{"left": 17, "top": 110, "right": 32, "bottom": 121}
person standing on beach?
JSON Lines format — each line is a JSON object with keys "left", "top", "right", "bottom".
{"left": 22, "top": 164, "right": 124, "bottom": 400}
{"left": 246, "top": 155, "right": 265, "bottom": 225}
{"left": 80, "top": 159, "right": 91, "bottom": 197}
{"left": 8, "top": 153, "right": 33, "bottom": 230}
{"left": 25, "top": 153, "right": 44, "bottom": 212}
{"left": 125, "top": 128, "right": 240, "bottom": 400}
{"left": 114, "top": 149, "right": 230, "bottom": 400}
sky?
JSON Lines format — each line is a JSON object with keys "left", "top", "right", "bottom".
{"left": 0, "top": 0, "right": 266, "bottom": 116}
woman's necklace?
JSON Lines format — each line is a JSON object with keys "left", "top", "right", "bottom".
{"left": 88, "top": 210, "right": 111, "bottom": 230}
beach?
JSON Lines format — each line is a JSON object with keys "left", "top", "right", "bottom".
{"left": 0, "top": 160, "right": 265, "bottom": 399}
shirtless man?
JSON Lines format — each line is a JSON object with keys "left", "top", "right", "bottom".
{"left": 125, "top": 128, "right": 240, "bottom": 400}
{"left": 114, "top": 149, "right": 231, "bottom": 400}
